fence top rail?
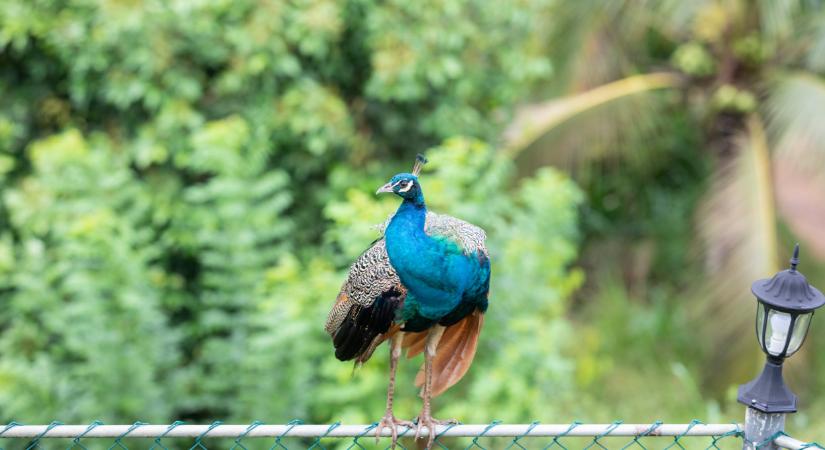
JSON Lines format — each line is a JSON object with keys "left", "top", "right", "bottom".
{"left": 0, "top": 423, "right": 744, "bottom": 439}
{"left": 774, "top": 434, "right": 825, "bottom": 450}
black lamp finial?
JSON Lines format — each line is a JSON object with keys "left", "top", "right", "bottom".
{"left": 790, "top": 243, "right": 800, "bottom": 272}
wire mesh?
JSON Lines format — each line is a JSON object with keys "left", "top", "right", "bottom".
{"left": 0, "top": 420, "right": 816, "bottom": 450}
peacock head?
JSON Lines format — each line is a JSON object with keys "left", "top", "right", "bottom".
{"left": 375, "top": 155, "right": 427, "bottom": 203}
{"left": 376, "top": 173, "right": 421, "bottom": 199}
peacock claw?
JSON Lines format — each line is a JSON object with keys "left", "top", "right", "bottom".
{"left": 375, "top": 413, "right": 414, "bottom": 449}
{"left": 413, "top": 414, "right": 457, "bottom": 449}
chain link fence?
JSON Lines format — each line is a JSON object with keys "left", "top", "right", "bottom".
{"left": 0, "top": 419, "right": 817, "bottom": 450}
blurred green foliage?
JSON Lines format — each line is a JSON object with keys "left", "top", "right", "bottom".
{"left": 508, "top": 0, "right": 825, "bottom": 440}
{"left": 0, "top": 0, "right": 590, "bottom": 426}
{"left": 2, "top": 0, "right": 825, "bottom": 444}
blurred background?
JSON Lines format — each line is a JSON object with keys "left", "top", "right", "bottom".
{"left": 1, "top": 0, "right": 825, "bottom": 443}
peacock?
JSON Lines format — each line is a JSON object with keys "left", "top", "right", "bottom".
{"left": 325, "top": 155, "right": 490, "bottom": 449}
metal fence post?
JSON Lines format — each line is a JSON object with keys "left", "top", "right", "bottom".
{"left": 742, "top": 408, "right": 784, "bottom": 450}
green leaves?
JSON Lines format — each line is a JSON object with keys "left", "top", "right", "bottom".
{"left": 274, "top": 81, "right": 355, "bottom": 157}
{"left": 187, "top": 116, "right": 252, "bottom": 175}
{"left": 365, "top": 0, "right": 551, "bottom": 138}
{"left": 0, "top": 0, "right": 567, "bottom": 426}
{"left": 0, "top": 130, "right": 175, "bottom": 422}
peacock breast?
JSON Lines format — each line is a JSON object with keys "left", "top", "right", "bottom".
{"left": 386, "top": 234, "right": 473, "bottom": 319}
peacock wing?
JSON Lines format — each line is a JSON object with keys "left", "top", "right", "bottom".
{"left": 325, "top": 238, "right": 405, "bottom": 362}
{"left": 423, "top": 212, "right": 491, "bottom": 308}
{"left": 422, "top": 211, "right": 488, "bottom": 257}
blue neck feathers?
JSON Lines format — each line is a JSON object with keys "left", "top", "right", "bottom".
{"left": 385, "top": 195, "right": 433, "bottom": 312}
{"left": 405, "top": 189, "right": 426, "bottom": 209}
{"left": 394, "top": 197, "right": 426, "bottom": 226}
{"left": 386, "top": 195, "right": 428, "bottom": 255}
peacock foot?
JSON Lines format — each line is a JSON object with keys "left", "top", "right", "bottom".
{"left": 413, "top": 413, "right": 459, "bottom": 449}
{"left": 375, "top": 412, "right": 415, "bottom": 449}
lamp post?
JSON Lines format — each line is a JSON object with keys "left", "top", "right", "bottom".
{"left": 738, "top": 244, "right": 825, "bottom": 450}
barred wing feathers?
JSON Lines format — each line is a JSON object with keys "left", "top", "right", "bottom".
{"left": 325, "top": 239, "right": 405, "bottom": 362}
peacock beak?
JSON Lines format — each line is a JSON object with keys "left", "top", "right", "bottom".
{"left": 376, "top": 182, "right": 394, "bottom": 194}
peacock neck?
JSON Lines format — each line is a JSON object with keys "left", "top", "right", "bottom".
{"left": 390, "top": 198, "right": 427, "bottom": 233}
{"left": 385, "top": 197, "right": 431, "bottom": 287}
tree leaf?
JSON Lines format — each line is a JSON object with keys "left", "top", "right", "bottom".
{"left": 503, "top": 73, "right": 681, "bottom": 162}
{"left": 764, "top": 73, "right": 825, "bottom": 259}
{"left": 694, "top": 115, "right": 778, "bottom": 386}
{"left": 765, "top": 72, "right": 825, "bottom": 168}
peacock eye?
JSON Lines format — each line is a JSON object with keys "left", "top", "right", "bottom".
{"left": 397, "top": 180, "right": 413, "bottom": 192}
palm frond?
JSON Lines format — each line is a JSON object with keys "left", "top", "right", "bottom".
{"left": 765, "top": 72, "right": 825, "bottom": 169}
{"left": 765, "top": 73, "right": 825, "bottom": 261}
{"left": 695, "top": 115, "right": 778, "bottom": 386}
{"left": 654, "top": 0, "right": 714, "bottom": 39}
{"left": 804, "top": 19, "right": 825, "bottom": 73}
{"left": 502, "top": 73, "right": 681, "bottom": 166}
{"left": 543, "top": 1, "right": 645, "bottom": 92}
{"left": 774, "top": 160, "right": 825, "bottom": 260}
{"left": 757, "top": 0, "right": 800, "bottom": 46}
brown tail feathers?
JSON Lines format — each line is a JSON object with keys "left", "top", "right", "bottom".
{"left": 402, "top": 310, "right": 484, "bottom": 397}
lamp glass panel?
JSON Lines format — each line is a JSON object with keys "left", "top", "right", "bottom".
{"left": 756, "top": 302, "right": 766, "bottom": 350}
{"left": 765, "top": 309, "right": 793, "bottom": 356}
{"left": 786, "top": 312, "right": 812, "bottom": 357}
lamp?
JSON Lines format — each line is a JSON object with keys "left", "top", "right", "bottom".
{"left": 737, "top": 244, "right": 825, "bottom": 413}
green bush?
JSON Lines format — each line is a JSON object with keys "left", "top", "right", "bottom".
{"left": 0, "top": 0, "right": 584, "bottom": 424}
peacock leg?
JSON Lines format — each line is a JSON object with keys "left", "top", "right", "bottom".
{"left": 414, "top": 325, "right": 457, "bottom": 449}
{"left": 376, "top": 333, "right": 414, "bottom": 448}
